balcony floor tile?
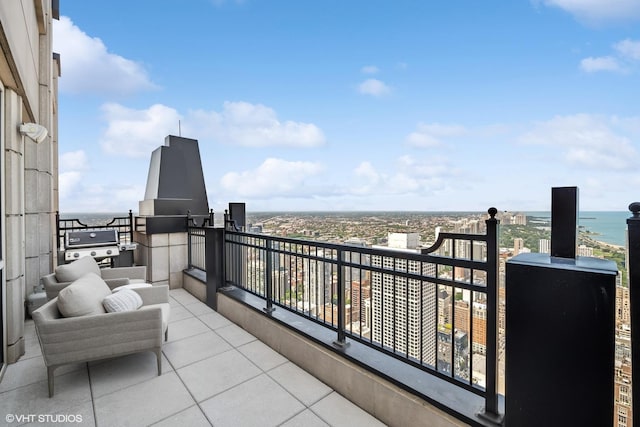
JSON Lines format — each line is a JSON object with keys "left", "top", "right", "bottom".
{"left": 162, "top": 330, "right": 232, "bottom": 369}
{"left": 166, "top": 317, "right": 210, "bottom": 342}
{"left": 200, "top": 373, "right": 305, "bottom": 427}
{"left": 88, "top": 352, "right": 174, "bottom": 398}
{"left": 238, "top": 340, "right": 288, "bottom": 372}
{"left": 184, "top": 300, "right": 216, "bottom": 316}
{"left": 176, "top": 348, "right": 261, "bottom": 402}
{"left": 198, "top": 311, "right": 232, "bottom": 330}
{"left": 0, "top": 369, "right": 91, "bottom": 418}
{"left": 150, "top": 405, "right": 211, "bottom": 427}
{"left": 215, "top": 323, "right": 258, "bottom": 347}
{"left": 281, "top": 409, "right": 331, "bottom": 427}
{"left": 268, "top": 362, "right": 333, "bottom": 407}
{"left": 93, "top": 372, "right": 194, "bottom": 427}
{"left": 168, "top": 305, "right": 194, "bottom": 323}
{"left": 311, "top": 392, "right": 386, "bottom": 427}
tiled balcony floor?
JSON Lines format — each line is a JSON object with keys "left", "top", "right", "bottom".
{"left": 0, "top": 289, "right": 385, "bottom": 427}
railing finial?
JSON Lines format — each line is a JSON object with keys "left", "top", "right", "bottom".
{"left": 629, "top": 202, "right": 640, "bottom": 218}
{"left": 488, "top": 207, "right": 497, "bottom": 219}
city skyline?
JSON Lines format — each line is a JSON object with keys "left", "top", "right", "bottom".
{"left": 55, "top": 1, "right": 640, "bottom": 213}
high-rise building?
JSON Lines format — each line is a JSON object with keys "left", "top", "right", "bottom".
{"left": 616, "top": 285, "right": 631, "bottom": 327}
{"left": 539, "top": 238, "right": 551, "bottom": 254}
{"left": 577, "top": 244, "right": 594, "bottom": 257}
{"left": 513, "top": 213, "right": 527, "bottom": 226}
{"left": 514, "top": 238, "right": 524, "bottom": 256}
{"left": 371, "top": 233, "right": 437, "bottom": 364}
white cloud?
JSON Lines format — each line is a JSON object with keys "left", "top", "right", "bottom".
{"left": 518, "top": 114, "right": 638, "bottom": 170}
{"left": 58, "top": 150, "right": 90, "bottom": 199}
{"left": 361, "top": 65, "right": 379, "bottom": 74}
{"left": 61, "top": 183, "right": 146, "bottom": 212}
{"left": 354, "top": 161, "right": 380, "bottom": 183}
{"left": 580, "top": 39, "right": 640, "bottom": 73}
{"left": 357, "top": 78, "right": 391, "bottom": 96}
{"left": 187, "top": 101, "right": 325, "bottom": 148}
{"left": 60, "top": 150, "right": 89, "bottom": 172}
{"left": 537, "top": 0, "right": 640, "bottom": 25}
{"left": 58, "top": 171, "right": 83, "bottom": 200}
{"left": 580, "top": 56, "right": 623, "bottom": 72}
{"left": 220, "top": 158, "right": 324, "bottom": 198}
{"left": 614, "top": 39, "right": 640, "bottom": 60}
{"left": 349, "top": 156, "right": 452, "bottom": 197}
{"left": 53, "top": 16, "right": 157, "bottom": 95}
{"left": 406, "top": 123, "right": 467, "bottom": 147}
{"left": 100, "top": 103, "right": 181, "bottom": 158}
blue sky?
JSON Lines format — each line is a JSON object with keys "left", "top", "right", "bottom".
{"left": 55, "top": 0, "right": 640, "bottom": 213}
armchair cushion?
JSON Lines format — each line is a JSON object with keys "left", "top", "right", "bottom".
{"left": 103, "top": 289, "right": 143, "bottom": 313}
{"left": 56, "top": 273, "right": 111, "bottom": 318}
{"left": 55, "top": 256, "right": 100, "bottom": 283}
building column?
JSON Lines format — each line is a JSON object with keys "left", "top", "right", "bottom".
{"left": 4, "top": 89, "right": 26, "bottom": 363}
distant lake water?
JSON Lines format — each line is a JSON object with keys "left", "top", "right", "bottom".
{"left": 527, "top": 211, "right": 630, "bottom": 247}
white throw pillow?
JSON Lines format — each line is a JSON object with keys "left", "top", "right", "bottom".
{"left": 103, "top": 289, "right": 143, "bottom": 313}
{"left": 55, "top": 256, "right": 101, "bottom": 283}
{"left": 57, "top": 272, "right": 112, "bottom": 317}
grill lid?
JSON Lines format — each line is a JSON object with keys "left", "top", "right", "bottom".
{"left": 65, "top": 229, "right": 119, "bottom": 248}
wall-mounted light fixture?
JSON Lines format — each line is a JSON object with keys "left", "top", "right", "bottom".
{"left": 19, "top": 123, "right": 48, "bottom": 143}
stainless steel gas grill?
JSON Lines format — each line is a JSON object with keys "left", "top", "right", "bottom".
{"left": 64, "top": 229, "right": 120, "bottom": 263}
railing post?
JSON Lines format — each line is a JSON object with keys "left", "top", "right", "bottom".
{"left": 55, "top": 211, "right": 61, "bottom": 251}
{"left": 480, "top": 207, "right": 501, "bottom": 422}
{"left": 627, "top": 202, "right": 640, "bottom": 427}
{"left": 128, "top": 209, "right": 133, "bottom": 243}
{"left": 333, "top": 248, "right": 348, "bottom": 348}
{"left": 187, "top": 210, "right": 193, "bottom": 269}
{"left": 505, "top": 188, "right": 616, "bottom": 427}
{"left": 204, "top": 226, "right": 225, "bottom": 311}
{"left": 264, "top": 238, "right": 275, "bottom": 314}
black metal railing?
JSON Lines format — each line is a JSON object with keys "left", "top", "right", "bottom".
{"left": 627, "top": 203, "right": 640, "bottom": 427}
{"left": 222, "top": 208, "right": 500, "bottom": 418}
{"left": 56, "top": 210, "right": 134, "bottom": 250}
{"left": 187, "top": 210, "right": 215, "bottom": 271}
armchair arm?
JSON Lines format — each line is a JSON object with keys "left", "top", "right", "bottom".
{"left": 42, "top": 275, "right": 72, "bottom": 301}
{"left": 133, "top": 285, "right": 169, "bottom": 306}
{"left": 104, "top": 278, "right": 130, "bottom": 290}
{"left": 101, "top": 266, "right": 147, "bottom": 282}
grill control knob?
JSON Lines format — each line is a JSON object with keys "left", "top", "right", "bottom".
{"left": 74, "top": 253, "right": 79, "bottom": 258}
{"left": 107, "top": 249, "right": 112, "bottom": 255}
{"left": 91, "top": 251, "right": 96, "bottom": 256}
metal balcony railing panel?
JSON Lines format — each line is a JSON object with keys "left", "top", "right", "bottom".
{"left": 221, "top": 208, "right": 500, "bottom": 417}
{"left": 56, "top": 210, "right": 134, "bottom": 249}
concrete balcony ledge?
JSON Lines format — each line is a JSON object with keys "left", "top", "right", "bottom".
{"left": 218, "top": 287, "right": 496, "bottom": 427}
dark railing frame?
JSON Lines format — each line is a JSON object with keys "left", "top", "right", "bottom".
{"left": 186, "top": 210, "right": 215, "bottom": 270}
{"left": 55, "top": 210, "right": 134, "bottom": 250}
{"left": 627, "top": 202, "right": 640, "bottom": 427}
{"left": 217, "top": 208, "right": 501, "bottom": 419}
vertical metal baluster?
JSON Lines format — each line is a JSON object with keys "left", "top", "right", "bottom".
{"left": 334, "top": 248, "right": 347, "bottom": 347}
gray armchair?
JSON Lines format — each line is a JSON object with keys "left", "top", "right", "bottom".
{"left": 32, "top": 277, "right": 170, "bottom": 397}
{"left": 42, "top": 256, "right": 147, "bottom": 300}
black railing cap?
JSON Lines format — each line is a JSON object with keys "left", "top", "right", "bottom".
{"left": 488, "top": 207, "right": 498, "bottom": 219}
{"left": 629, "top": 202, "right": 640, "bottom": 217}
